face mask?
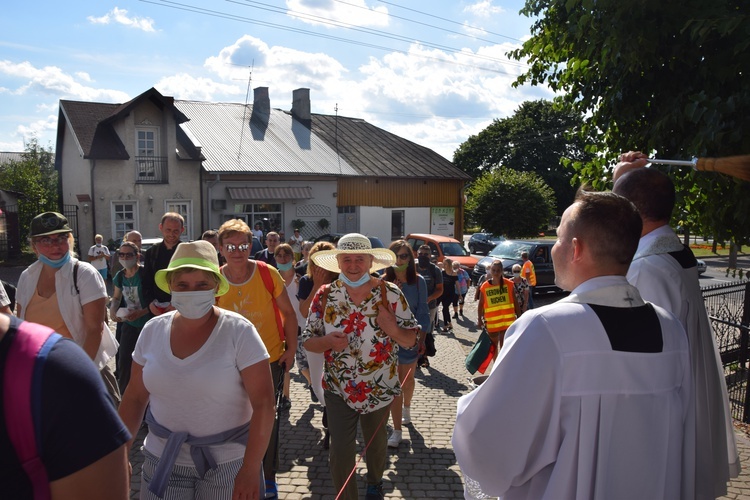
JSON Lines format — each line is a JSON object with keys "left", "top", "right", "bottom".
{"left": 38, "top": 252, "right": 71, "bottom": 269}
{"left": 120, "top": 258, "right": 138, "bottom": 269}
{"left": 417, "top": 255, "right": 430, "bottom": 267}
{"left": 392, "top": 263, "right": 409, "bottom": 272}
{"left": 170, "top": 290, "right": 216, "bottom": 319}
{"left": 513, "top": 271, "right": 521, "bottom": 277}
{"left": 339, "top": 272, "right": 371, "bottom": 288}
{"left": 277, "top": 261, "right": 294, "bottom": 272}
{"left": 96, "top": 243, "right": 102, "bottom": 247}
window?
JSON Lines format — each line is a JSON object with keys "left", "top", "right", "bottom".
{"left": 166, "top": 200, "right": 192, "bottom": 240}
{"left": 112, "top": 202, "right": 137, "bottom": 240}
{"left": 233, "top": 203, "right": 283, "bottom": 233}
{"left": 136, "top": 128, "right": 158, "bottom": 178}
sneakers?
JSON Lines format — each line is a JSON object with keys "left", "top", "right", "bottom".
{"left": 264, "top": 480, "right": 278, "bottom": 499}
{"left": 365, "top": 482, "right": 384, "bottom": 499}
{"left": 402, "top": 406, "right": 411, "bottom": 424}
{"left": 453, "top": 312, "right": 458, "bottom": 319}
{"left": 387, "top": 429, "right": 402, "bottom": 448}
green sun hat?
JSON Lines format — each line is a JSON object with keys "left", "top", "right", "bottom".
{"left": 155, "top": 240, "right": 230, "bottom": 296}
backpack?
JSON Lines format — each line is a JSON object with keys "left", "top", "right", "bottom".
{"left": 3, "top": 319, "right": 62, "bottom": 500}
{"left": 255, "top": 261, "right": 285, "bottom": 342}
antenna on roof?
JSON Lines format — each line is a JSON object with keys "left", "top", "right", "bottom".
{"left": 335, "top": 103, "right": 341, "bottom": 174}
{"left": 238, "top": 60, "right": 254, "bottom": 169}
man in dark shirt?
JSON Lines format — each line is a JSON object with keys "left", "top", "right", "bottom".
{"left": 254, "top": 231, "right": 280, "bottom": 268}
{"left": 142, "top": 212, "right": 184, "bottom": 316}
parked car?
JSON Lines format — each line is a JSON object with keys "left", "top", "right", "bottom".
{"left": 467, "top": 232, "right": 505, "bottom": 255}
{"left": 404, "top": 233, "right": 478, "bottom": 273}
{"left": 312, "top": 233, "right": 385, "bottom": 249}
{"left": 697, "top": 259, "right": 707, "bottom": 275}
{"left": 471, "top": 239, "right": 560, "bottom": 294}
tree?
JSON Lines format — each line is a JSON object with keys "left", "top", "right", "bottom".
{"left": 0, "top": 139, "right": 59, "bottom": 243}
{"left": 509, "top": 0, "right": 750, "bottom": 257}
{"left": 454, "top": 100, "right": 590, "bottom": 214}
{"left": 465, "top": 168, "right": 556, "bottom": 238}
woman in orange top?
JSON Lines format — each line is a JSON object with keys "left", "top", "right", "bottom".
{"left": 477, "top": 259, "right": 520, "bottom": 361}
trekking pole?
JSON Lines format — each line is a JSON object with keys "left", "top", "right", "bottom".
{"left": 647, "top": 155, "right": 750, "bottom": 181}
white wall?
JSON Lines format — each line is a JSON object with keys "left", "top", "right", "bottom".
{"left": 359, "top": 206, "right": 431, "bottom": 245}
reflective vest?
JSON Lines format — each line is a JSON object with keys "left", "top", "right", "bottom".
{"left": 522, "top": 260, "right": 537, "bottom": 286}
{"left": 480, "top": 278, "right": 516, "bottom": 333}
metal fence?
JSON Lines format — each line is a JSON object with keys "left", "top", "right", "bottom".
{"left": 0, "top": 203, "right": 80, "bottom": 259}
{"left": 703, "top": 280, "right": 750, "bottom": 422}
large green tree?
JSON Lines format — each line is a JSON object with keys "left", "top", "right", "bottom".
{"left": 0, "top": 139, "right": 58, "bottom": 243}
{"left": 509, "top": 0, "right": 750, "bottom": 252}
{"left": 465, "top": 167, "right": 556, "bottom": 238}
{"left": 454, "top": 99, "right": 589, "bottom": 214}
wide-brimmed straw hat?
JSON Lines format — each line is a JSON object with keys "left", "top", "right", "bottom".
{"left": 155, "top": 240, "right": 230, "bottom": 296}
{"left": 311, "top": 233, "right": 396, "bottom": 273}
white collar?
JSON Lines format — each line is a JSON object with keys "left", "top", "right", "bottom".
{"left": 562, "top": 275, "right": 645, "bottom": 308}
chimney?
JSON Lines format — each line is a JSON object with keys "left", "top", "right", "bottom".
{"left": 253, "top": 87, "right": 270, "bottom": 115}
{"left": 291, "top": 88, "right": 311, "bottom": 122}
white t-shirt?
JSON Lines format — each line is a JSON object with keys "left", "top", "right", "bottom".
{"left": 87, "top": 244, "right": 110, "bottom": 271}
{"left": 133, "top": 309, "right": 269, "bottom": 465}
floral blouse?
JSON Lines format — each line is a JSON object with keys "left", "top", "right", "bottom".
{"left": 300, "top": 279, "right": 418, "bottom": 413}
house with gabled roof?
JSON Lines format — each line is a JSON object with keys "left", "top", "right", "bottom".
{"left": 55, "top": 86, "right": 470, "bottom": 251}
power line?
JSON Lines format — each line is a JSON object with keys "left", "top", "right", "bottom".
{"left": 140, "top": 0, "right": 527, "bottom": 75}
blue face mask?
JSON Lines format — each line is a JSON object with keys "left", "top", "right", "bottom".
{"left": 277, "top": 261, "right": 293, "bottom": 272}
{"left": 38, "top": 252, "right": 71, "bottom": 269}
{"left": 339, "top": 272, "right": 371, "bottom": 287}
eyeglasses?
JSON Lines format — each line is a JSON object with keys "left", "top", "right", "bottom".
{"left": 118, "top": 252, "right": 136, "bottom": 259}
{"left": 224, "top": 243, "right": 250, "bottom": 253}
{"left": 396, "top": 253, "right": 411, "bottom": 260}
{"left": 35, "top": 235, "right": 69, "bottom": 247}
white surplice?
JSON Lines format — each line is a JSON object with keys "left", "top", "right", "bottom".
{"left": 628, "top": 225, "right": 740, "bottom": 499}
{"left": 453, "top": 276, "right": 695, "bottom": 500}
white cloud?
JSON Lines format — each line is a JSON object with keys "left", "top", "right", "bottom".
{"left": 285, "top": 0, "right": 389, "bottom": 28}
{"left": 87, "top": 7, "right": 156, "bottom": 32}
{"left": 204, "top": 35, "right": 347, "bottom": 96}
{"left": 154, "top": 74, "right": 241, "bottom": 102}
{"left": 17, "top": 115, "right": 58, "bottom": 142}
{"left": 75, "top": 71, "right": 93, "bottom": 82}
{"left": 463, "top": 0, "right": 505, "bottom": 17}
{"left": 0, "top": 60, "right": 130, "bottom": 102}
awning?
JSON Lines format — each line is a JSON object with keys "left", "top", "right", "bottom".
{"left": 227, "top": 186, "right": 313, "bottom": 200}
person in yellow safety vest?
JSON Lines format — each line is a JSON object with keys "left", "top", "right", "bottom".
{"left": 477, "top": 259, "right": 520, "bottom": 361}
{"left": 521, "top": 251, "right": 537, "bottom": 309}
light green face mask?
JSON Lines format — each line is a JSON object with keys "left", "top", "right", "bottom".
{"left": 392, "top": 263, "right": 409, "bottom": 272}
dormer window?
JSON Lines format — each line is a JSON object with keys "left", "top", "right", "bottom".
{"left": 135, "top": 127, "right": 167, "bottom": 183}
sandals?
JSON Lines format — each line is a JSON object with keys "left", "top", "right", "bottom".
{"left": 264, "top": 480, "right": 278, "bottom": 499}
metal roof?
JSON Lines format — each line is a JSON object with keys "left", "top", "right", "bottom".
{"left": 174, "top": 100, "right": 359, "bottom": 176}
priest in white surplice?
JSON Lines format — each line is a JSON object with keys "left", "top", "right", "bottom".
{"left": 453, "top": 192, "right": 696, "bottom": 500}
{"left": 613, "top": 152, "right": 740, "bottom": 499}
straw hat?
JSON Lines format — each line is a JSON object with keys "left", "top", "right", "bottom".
{"left": 155, "top": 240, "right": 230, "bottom": 296}
{"left": 311, "top": 233, "right": 396, "bottom": 273}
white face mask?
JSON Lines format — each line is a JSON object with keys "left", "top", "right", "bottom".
{"left": 119, "top": 258, "right": 138, "bottom": 269}
{"left": 170, "top": 290, "right": 216, "bottom": 319}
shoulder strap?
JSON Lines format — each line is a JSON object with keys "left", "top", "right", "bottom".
{"left": 4, "top": 320, "right": 61, "bottom": 500}
{"left": 255, "top": 261, "right": 285, "bottom": 342}
{"left": 379, "top": 280, "right": 389, "bottom": 307}
{"left": 319, "top": 284, "right": 331, "bottom": 314}
{"left": 73, "top": 261, "right": 80, "bottom": 295}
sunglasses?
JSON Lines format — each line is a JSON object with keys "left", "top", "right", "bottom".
{"left": 118, "top": 251, "right": 136, "bottom": 259}
{"left": 396, "top": 253, "right": 411, "bottom": 260}
{"left": 35, "top": 235, "right": 69, "bottom": 246}
{"left": 40, "top": 214, "right": 63, "bottom": 228}
{"left": 224, "top": 243, "right": 250, "bottom": 253}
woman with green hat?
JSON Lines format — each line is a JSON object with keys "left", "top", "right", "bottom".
{"left": 118, "top": 240, "right": 276, "bottom": 499}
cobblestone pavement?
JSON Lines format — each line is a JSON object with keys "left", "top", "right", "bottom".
{"left": 1, "top": 265, "right": 747, "bottom": 498}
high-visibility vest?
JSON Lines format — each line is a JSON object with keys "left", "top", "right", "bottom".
{"left": 480, "top": 278, "right": 516, "bottom": 333}
{"left": 522, "top": 260, "right": 537, "bottom": 286}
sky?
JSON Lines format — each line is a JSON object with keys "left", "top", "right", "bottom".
{"left": 0, "top": 0, "right": 553, "bottom": 161}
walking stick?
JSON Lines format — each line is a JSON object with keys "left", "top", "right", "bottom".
{"left": 647, "top": 155, "right": 750, "bottom": 182}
